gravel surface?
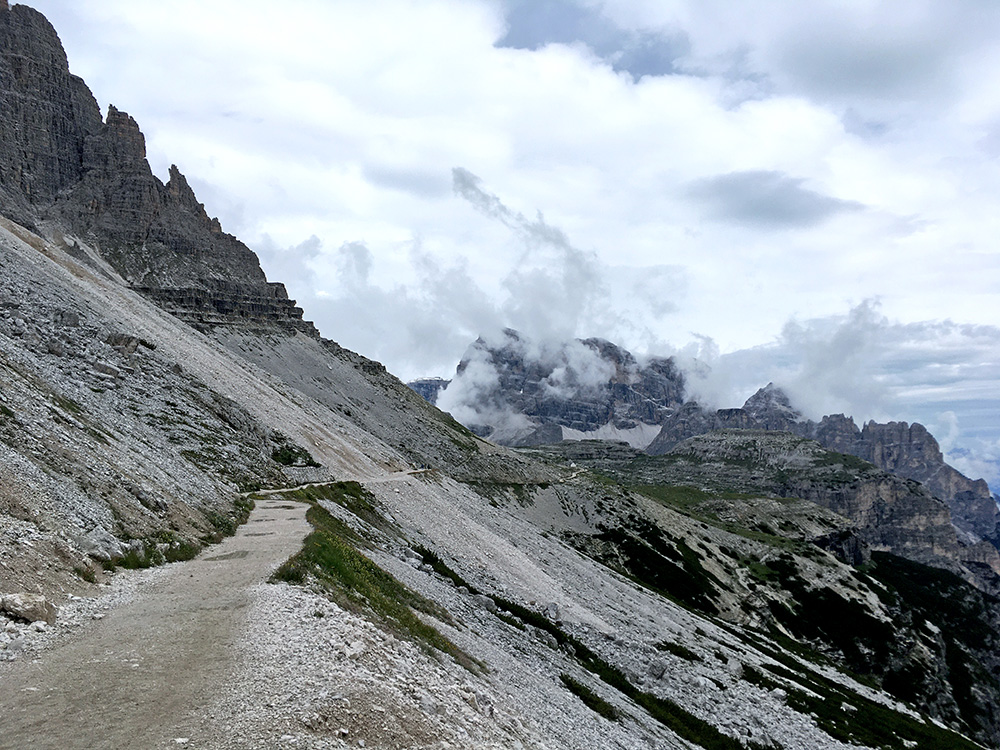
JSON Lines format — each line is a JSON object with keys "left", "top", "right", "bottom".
{"left": 0, "top": 498, "right": 310, "bottom": 750}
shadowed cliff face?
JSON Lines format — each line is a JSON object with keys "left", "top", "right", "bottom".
{"left": 436, "top": 329, "right": 686, "bottom": 446}
{"left": 0, "top": 4, "right": 308, "bottom": 331}
{"left": 0, "top": 4, "right": 102, "bottom": 221}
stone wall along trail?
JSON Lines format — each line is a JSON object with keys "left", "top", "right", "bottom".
{"left": 0, "top": 499, "right": 310, "bottom": 750}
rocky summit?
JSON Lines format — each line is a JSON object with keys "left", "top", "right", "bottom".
{"left": 423, "top": 328, "right": 685, "bottom": 448}
{"left": 647, "top": 383, "right": 1000, "bottom": 548}
{"left": 4, "top": 4, "right": 1000, "bottom": 749}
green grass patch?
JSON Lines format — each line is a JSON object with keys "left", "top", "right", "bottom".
{"left": 635, "top": 484, "right": 811, "bottom": 553}
{"left": 163, "top": 539, "right": 202, "bottom": 563}
{"left": 307, "top": 481, "right": 398, "bottom": 537}
{"left": 271, "top": 444, "right": 320, "bottom": 467}
{"left": 272, "top": 500, "right": 480, "bottom": 673}
{"left": 201, "top": 496, "right": 255, "bottom": 543}
{"left": 118, "top": 540, "right": 164, "bottom": 569}
{"left": 593, "top": 520, "right": 721, "bottom": 615}
{"left": 654, "top": 640, "right": 701, "bottom": 662}
{"left": 72, "top": 564, "right": 97, "bottom": 583}
{"left": 464, "top": 480, "right": 538, "bottom": 506}
{"left": 415, "top": 545, "right": 473, "bottom": 589}
{"left": 560, "top": 674, "right": 621, "bottom": 721}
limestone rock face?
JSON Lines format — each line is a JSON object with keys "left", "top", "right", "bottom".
{"left": 666, "top": 429, "right": 963, "bottom": 568}
{"left": 442, "top": 329, "right": 685, "bottom": 446}
{"left": 0, "top": 5, "right": 310, "bottom": 332}
{"left": 0, "top": 4, "right": 102, "bottom": 222}
{"left": 647, "top": 385, "right": 1000, "bottom": 545}
{"left": 855, "top": 421, "right": 1000, "bottom": 542}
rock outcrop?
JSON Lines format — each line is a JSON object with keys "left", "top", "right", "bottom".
{"left": 855, "top": 421, "right": 999, "bottom": 542}
{"left": 407, "top": 377, "right": 451, "bottom": 405}
{"left": 649, "top": 429, "right": 966, "bottom": 568}
{"left": 439, "top": 329, "right": 685, "bottom": 447}
{"left": 0, "top": 4, "right": 310, "bottom": 332}
{"left": 1, "top": 592, "right": 57, "bottom": 625}
{"left": 648, "top": 384, "right": 1000, "bottom": 545}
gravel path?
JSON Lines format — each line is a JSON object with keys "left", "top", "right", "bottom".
{"left": 0, "top": 498, "right": 310, "bottom": 750}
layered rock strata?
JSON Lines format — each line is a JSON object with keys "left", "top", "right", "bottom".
{"left": 647, "top": 384, "right": 1000, "bottom": 545}
{"left": 0, "top": 4, "right": 307, "bottom": 332}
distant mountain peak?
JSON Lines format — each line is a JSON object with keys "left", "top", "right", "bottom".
{"left": 431, "top": 329, "right": 685, "bottom": 447}
{"left": 742, "top": 382, "right": 803, "bottom": 423}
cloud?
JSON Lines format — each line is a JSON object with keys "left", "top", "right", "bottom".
{"left": 774, "top": 18, "right": 955, "bottom": 102}
{"left": 685, "top": 170, "right": 865, "bottom": 228}
{"left": 436, "top": 328, "right": 623, "bottom": 441}
{"left": 254, "top": 234, "right": 504, "bottom": 378}
{"left": 362, "top": 165, "right": 451, "bottom": 200}
{"left": 496, "top": 0, "right": 689, "bottom": 79}
{"left": 453, "top": 167, "right": 622, "bottom": 343}
{"left": 681, "top": 301, "right": 1000, "bottom": 486}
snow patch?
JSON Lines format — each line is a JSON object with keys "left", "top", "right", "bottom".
{"left": 562, "top": 422, "right": 663, "bottom": 450}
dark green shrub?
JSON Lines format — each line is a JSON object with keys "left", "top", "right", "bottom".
{"left": 560, "top": 674, "right": 620, "bottom": 721}
{"left": 271, "top": 444, "right": 320, "bottom": 467}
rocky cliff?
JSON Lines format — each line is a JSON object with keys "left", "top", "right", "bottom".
{"left": 407, "top": 376, "right": 451, "bottom": 404}
{"left": 647, "top": 384, "right": 1000, "bottom": 545}
{"left": 434, "top": 328, "right": 685, "bottom": 447}
{"left": 0, "top": 4, "right": 310, "bottom": 331}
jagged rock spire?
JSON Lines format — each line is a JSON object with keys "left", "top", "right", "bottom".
{"left": 0, "top": 4, "right": 315, "bottom": 334}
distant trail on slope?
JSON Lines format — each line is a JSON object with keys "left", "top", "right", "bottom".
{"left": 245, "top": 468, "right": 428, "bottom": 498}
{"left": 0, "top": 499, "right": 310, "bottom": 750}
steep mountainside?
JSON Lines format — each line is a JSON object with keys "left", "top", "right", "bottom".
{"left": 426, "top": 328, "right": 685, "bottom": 447}
{"left": 4, "top": 4, "right": 1000, "bottom": 748}
{"left": 647, "top": 384, "right": 1000, "bottom": 546}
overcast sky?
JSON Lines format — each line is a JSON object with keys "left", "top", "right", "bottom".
{"left": 28, "top": 0, "right": 1000, "bottom": 487}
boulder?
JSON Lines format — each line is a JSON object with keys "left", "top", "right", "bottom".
{"left": 1, "top": 593, "right": 57, "bottom": 624}
{"left": 81, "top": 526, "right": 122, "bottom": 561}
{"left": 472, "top": 594, "right": 497, "bottom": 613}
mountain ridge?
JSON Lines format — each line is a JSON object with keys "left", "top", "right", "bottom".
{"left": 417, "top": 330, "right": 998, "bottom": 545}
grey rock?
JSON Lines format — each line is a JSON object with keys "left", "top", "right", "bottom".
{"left": 444, "top": 329, "right": 685, "bottom": 446}
{"left": 647, "top": 660, "right": 667, "bottom": 680}
{"left": 81, "top": 526, "right": 123, "bottom": 562}
{"left": 407, "top": 378, "right": 451, "bottom": 405}
{"left": 1, "top": 593, "right": 57, "bottom": 624}
{"left": 472, "top": 594, "right": 497, "bottom": 613}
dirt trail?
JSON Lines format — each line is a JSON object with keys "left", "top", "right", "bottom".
{"left": 0, "top": 498, "right": 310, "bottom": 750}
{"left": 245, "top": 469, "right": 429, "bottom": 497}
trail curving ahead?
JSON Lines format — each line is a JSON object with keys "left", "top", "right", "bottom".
{"left": 0, "top": 498, "right": 311, "bottom": 750}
